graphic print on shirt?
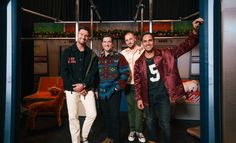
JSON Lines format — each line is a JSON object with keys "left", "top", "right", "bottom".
{"left": 67, "top": 57, "right": 76, "bottom": 64}
{"left": 148, "top": 64, "right": 160, "bottom": 82}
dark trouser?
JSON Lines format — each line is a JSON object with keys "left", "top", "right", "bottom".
{"left": 144, "top": 93, "right": 171, "bottom": 143}
{"left": 126, "top": 85, "right": 143, "bottom": 132}
{"left": 100, "top": 91, "right": 121, "bottom": 143}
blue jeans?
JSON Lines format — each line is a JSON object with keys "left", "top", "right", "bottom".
{"left": 100, "top": 90, "right": 121, "bottom": 143}
{"left": 144, "top": 93, "right": 171, "bottom": 143}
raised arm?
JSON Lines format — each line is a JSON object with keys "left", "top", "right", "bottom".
{"left": 172, "top": 18, "right": 204, "bottom": 58}
{"left": 192, "top": 18, "right": 204, "bottom": 35}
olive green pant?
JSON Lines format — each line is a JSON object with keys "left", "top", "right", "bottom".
{"left": 126, "top": 85, "right": 143, "bottom": 132}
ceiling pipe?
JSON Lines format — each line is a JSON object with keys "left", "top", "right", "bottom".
{"left": 21, "top": 7, "right": 60, "bottom": 22}
{"left": 149, "top": 0, "right": 153, "bottom": 33}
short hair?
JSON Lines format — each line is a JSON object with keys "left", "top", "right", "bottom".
{"left": 78, "top": 26, "right": 90, "bottom": 33}
{"left": 124, "top": 31, "right": 135, "bottom": 37}
{"left": 141, "top": 32, "right": 154, "bottom": 41}
{"left": 101, "top": 34, "right": 114, "bottom": 42}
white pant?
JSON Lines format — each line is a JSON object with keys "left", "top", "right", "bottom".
{"left": 65, "top": 90, "right": 97, "bottom": 143}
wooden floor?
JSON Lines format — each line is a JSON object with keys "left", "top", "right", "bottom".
{"left": 19, "top": 109, "right": 200, "bottom": 143}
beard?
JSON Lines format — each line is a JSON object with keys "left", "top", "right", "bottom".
{"left": 77, "top": 38, "right": 87, "bottom": 45}
{"left": 128, "top": 43, "right": 135, "bottom": 49}
{"left": 145, "top": 46, "right": 154, "bottom": 52}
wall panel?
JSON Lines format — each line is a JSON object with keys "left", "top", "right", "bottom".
{"left": 222, "top": 0, "right": 236, "bottom": 142}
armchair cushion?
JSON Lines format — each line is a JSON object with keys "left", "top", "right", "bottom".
{"left": 48, "top": 86, "right": 61, "bottom": 96}
{"left": 23, "top": 77, "right": 63, "bottom": 103}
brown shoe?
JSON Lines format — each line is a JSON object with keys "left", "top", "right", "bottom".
{"left": 148, "top": 141, "right": 156, "bottom": 143}
{"left": 102, "top": 138, "right": 112, "bottom": 143}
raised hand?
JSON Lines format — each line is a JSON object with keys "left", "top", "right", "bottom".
{"left": 192, "top": 17, "right": 204, "bottom": 34}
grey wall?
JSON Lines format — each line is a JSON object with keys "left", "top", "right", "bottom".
{"left": 222, "top": 0, "right": 236, "bottom": 142}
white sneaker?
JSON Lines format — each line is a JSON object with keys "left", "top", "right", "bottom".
{"left": 128, "top": 131, "right": 136, "bottom": 141}
{"left": 82, "top": 139, "right": 89, "bottom": 143}
{"left": 136, "top": 132, "right": 146, "bottom": 143}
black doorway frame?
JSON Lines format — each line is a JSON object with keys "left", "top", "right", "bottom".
{"left": 200, "top": 0, "right": 222, "bottom": 143}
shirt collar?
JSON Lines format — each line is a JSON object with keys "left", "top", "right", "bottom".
{"left": 101, "top": 50, "right": 115, "bottom": 57}
{"left": 72, "top": 43, "right": 89, "bottom": 53}
{"left": 125, "top": 45, "right": 143, "bottom": 54}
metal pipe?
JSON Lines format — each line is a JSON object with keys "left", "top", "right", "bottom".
{"left": 88, "top": 0, "right": 101, "bottom": 49}
{"left": 88, "top": 0, "right": 102, "bottom": 21}
{"left": 181, "top": 11, "right": 200, "bottom": 20}
{"left": 90, "top": 5, "right": 94, "bottom": 49}
{"left": 149, "top": 0, "right": 153, "bottom": 33}
{"left": 75, "top": 0, "right": 80, "bottom": 21}
{"left": 133, "top": 0, "right": 143, "bottom": 21}
{"left": 21, "top": 37, "right": 76, "bottom": 40}
{"left": 55, "top": 19, "right": 181, "bottom": 24}
{"left": 21, "top": 36, "right": 188, "bottom": 41}
{"left": 21, "top": 7, "right": 60, "bottom": 21}
{"left": 140, "top": 4, "right": 144, "bottom": 36}
{"left": 154, "top": 36, "right": 188, "bottom": 39}
{"left": 75, "top": 0, "right": 80, "bottom": 41}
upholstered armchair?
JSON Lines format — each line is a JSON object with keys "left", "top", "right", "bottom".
{"left": 23, "top": 77, "right": 64, "bottom": 103}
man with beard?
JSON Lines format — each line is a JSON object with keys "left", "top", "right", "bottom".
{"left": 61, "top": 27, "right": 98, "bottom": 143}
{"left": 134, "top": 18, "right": 204, "bottom": 143}
{"left": 121, "top": 32, "right": 146, "bottom": 143}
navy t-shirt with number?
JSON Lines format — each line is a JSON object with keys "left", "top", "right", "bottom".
{"left": 146, "top": 57, "right": 167, "bottom": 106}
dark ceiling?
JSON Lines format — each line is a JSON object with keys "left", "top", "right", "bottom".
{"left": 21, "top": 0, "right": 199, "bottom": 21}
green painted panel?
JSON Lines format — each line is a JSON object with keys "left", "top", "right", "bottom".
{"left": 34, "top": 23, "right": 64, "bottom": 33}
{"left": 173, "top": 21, "right": 192, "bottom": 33}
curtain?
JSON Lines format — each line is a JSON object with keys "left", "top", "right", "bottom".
{"left": 21, "top": 0, "right": 199, "bottom": 21}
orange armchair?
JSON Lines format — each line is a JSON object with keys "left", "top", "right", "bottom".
{"left": 23, "top": 77, "right": 64, "bottom": 103}
{"left": 23, "top": 77, "right": 65, "bottom": 130}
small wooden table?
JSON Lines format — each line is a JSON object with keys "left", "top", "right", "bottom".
{"left": 187, "top": 126, "right": 200, "bottom": 139}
